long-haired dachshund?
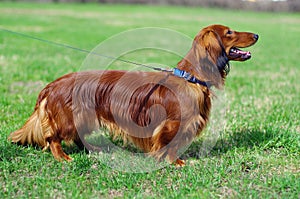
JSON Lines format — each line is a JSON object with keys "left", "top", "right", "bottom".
{"left": 9, "top": 24, "right": 258, "bottom": 166}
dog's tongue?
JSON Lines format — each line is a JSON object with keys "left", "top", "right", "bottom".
{"left": 230, "top": 47, "right": 251, "bottom": 59}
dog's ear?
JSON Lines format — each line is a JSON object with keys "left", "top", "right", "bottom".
{"left": 194, "top": 29, "right": 229, "bottom": 88}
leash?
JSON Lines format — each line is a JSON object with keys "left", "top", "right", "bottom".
{"left": 0, "top": 27, "right": 173, "bottom": 73}
{"left": 1, "top": 27, "right": 210, "bottom": 88}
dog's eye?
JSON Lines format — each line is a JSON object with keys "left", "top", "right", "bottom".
{"left": 227, "top": 30, "right": 233, "bottom": 35}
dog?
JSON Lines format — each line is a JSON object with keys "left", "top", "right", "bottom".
{"left": 9, "top": 24, "right": 258, "bottom": 166}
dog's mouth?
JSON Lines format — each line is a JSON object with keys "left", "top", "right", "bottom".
{"left": 228, "top": 47, "right": 251, "bottom": 61}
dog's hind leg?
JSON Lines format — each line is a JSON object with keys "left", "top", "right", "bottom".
{"left": 48, "top": 139, "right": 72, "bottom": 162}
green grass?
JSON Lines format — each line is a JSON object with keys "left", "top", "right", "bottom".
{"left": 0, "top": 2, "right": 299, "bottom": 198}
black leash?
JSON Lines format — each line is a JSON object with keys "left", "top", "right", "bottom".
{"left": 0, "top": 27, "right": 173, "bottom": 72}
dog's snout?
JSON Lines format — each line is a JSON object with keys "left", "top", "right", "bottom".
{"left": 253, "top": 34, "right": 259, "bottom": 41}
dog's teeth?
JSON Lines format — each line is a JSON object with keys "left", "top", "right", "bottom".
{"left": 231, "top": 49, "right": 238, "bottom": 53}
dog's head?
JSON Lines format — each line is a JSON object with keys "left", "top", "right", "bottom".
{"left": 207, "top": 24, "right": 259, "bottom": 61}
{"left": 191, "top": 24, "right": 259, "bottom": 88}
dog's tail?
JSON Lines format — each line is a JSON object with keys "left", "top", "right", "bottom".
{"left": 8, "top": 98, "right": 53, "bottom": 149}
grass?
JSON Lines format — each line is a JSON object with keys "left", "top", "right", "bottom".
{"left": 0, "top": 2, "right": 299, "bottom": 198}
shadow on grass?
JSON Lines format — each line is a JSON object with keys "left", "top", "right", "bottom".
{"left": 61, "top": 128, "right": 277, "bottom": 161}
{"left": 184, "top": 128, "right": 277, "bottom": 159}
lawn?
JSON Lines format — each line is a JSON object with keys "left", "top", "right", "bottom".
{"left": 0, "top": 2, "right": 299, "bottom": 198}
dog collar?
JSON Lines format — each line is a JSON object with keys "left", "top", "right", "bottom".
{"left": 172, "top": 68, "right": 212, "bottom": 88}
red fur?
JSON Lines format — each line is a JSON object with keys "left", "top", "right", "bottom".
{"left": 9, "top": 25, "right": 258, "bottom": 166}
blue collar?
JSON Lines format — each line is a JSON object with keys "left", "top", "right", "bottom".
{"left": 172, "top": 68, "right": 212, "bottom": 88}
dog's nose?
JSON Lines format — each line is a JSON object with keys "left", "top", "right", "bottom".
{"left": 253, "top": 34, "right": 259, "bottom": 41}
